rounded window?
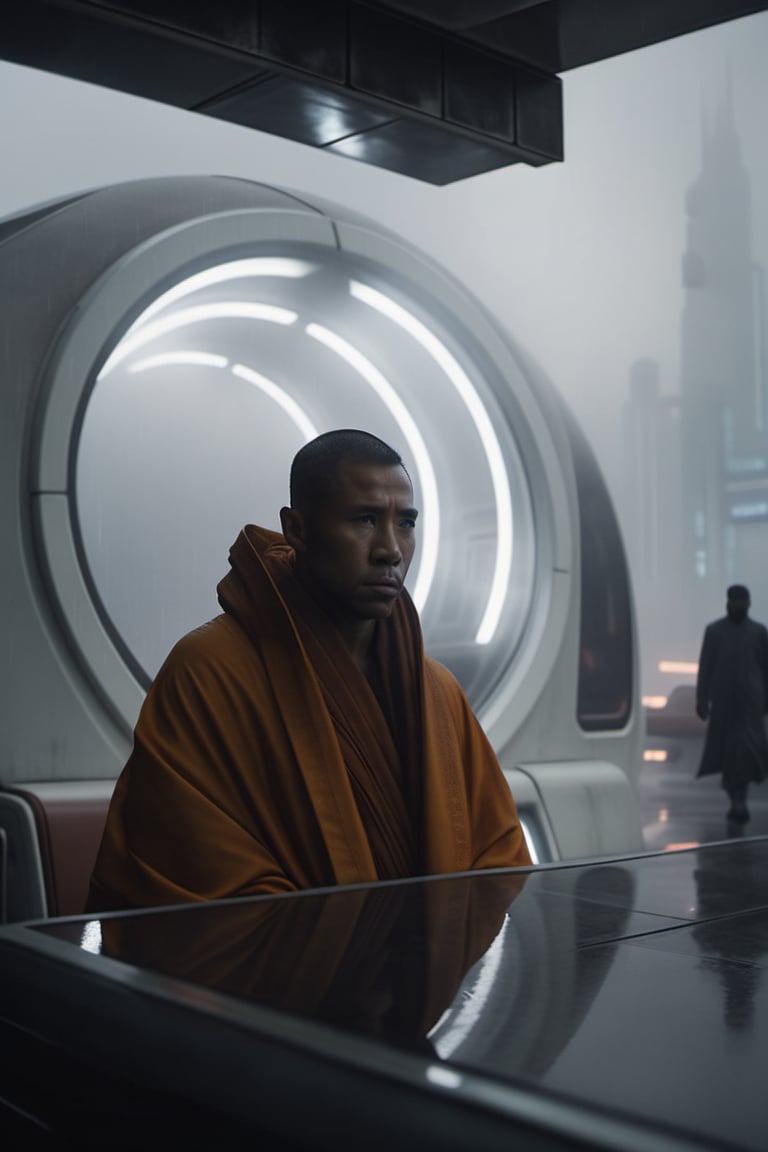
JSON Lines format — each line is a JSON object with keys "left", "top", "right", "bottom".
{"left": 74, "top": 242, "right": 538, "bottom": 714}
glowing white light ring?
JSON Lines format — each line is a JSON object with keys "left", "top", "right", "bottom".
{"left": 126, "top": 351, "right": 318, "bottom": 442}
{"left": 98, "top": 302, "right": 297, "bottom": 378}
{"left": 128, "top": 351, "right": 229, "bottom": 373}
{"left": 305, "top": 322, "right": 438, "bottom": 613}
{"left": 231, "top": 364, "right": 318, "bottom": 441}
{"left": 137, "top": 258, "right": 316, "bottom": 326}
{"left": 350, "top": 280, "right": 511, "bottom": 645}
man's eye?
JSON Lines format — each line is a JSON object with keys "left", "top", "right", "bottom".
{"left": 400, "top": 518, "right": 416, "bottom": 529}
{"left": 355, "top": 514, "right": 376, "bottom": 525}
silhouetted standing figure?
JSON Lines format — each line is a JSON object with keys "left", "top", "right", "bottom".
{"left": 696, "top": 585, "right": 768, "bottom": 830}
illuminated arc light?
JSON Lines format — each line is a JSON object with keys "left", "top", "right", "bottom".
{"left": 350, "top": 280, "right": 510, "bottom": 645}
{"left": 136, "top": 258, "right": 316, "bottom": 327}
{"left": 117, "top": 349, "right": 317, "bottom": 440}
{"left": 128, "top": 351, "right": 230, "bottom": 374}
{"left": 231, "top": 364, "right": 319, "bottom": 441}
{"left": 98, "top": 302, "right": 298, "bottom": 379}
{"left": 305, "top": 322, "right": 438, "bottom": 614}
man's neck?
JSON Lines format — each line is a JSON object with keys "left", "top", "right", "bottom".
{"left": 339, "top": 619, "right": 376, "bottom": 672}
{"left": 291, "top": 563, "right": 376, "bottom": 669}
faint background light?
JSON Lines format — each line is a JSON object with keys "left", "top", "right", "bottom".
{"left": 658, "top": 661, "right": 699, "bottom": 675}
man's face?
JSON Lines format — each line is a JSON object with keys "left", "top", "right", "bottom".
{"left": 293, "top": 460, "right": 418, "bottom": 625}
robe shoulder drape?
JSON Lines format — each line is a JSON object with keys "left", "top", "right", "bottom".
{"left": 88, "top": 526, "right": 530, "bottom": 912}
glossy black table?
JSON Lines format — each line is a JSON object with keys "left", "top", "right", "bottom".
{"left": 2, "top": 838, "right": 768, "bottom": 1151}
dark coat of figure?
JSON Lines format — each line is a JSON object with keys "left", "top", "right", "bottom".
{"left": 696, "top": 585, "right": 768, "bottom": 824}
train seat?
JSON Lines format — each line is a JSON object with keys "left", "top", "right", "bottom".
{"left": 0, "top": 781, "right": 114, "bottom": 923}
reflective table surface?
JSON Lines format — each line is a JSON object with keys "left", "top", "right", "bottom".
{"left": 4, "top": 838, "right": 768, "bottom": 1151}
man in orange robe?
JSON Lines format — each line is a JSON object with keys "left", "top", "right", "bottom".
{"left": 88, "top": 430, "right": 530, "bottom": 911}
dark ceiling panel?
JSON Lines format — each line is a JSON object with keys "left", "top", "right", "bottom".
{"left": 554, "top": 0, "right": 768, "bottom": 70}
{"left": 260, "top": 0, "right": 348, "bottom": 83}
{"left": 88, "top": 0, "right": 261, "bottom": 54}
{"left": 444, "top": 42, "right": 518, "bottom": 142}
{"left": 1, "top": 1, "right": 264, "bottom": 107}
{"left": 199, "top": 74, "right": 394, "bottom": 148}
{"left": 461, "top": 2, "right": 561, "bottom": 72}
{"left": 325, "top": 116, "right": 533, "bottom": 183}
{"left": 350, "top": 5, "right": 442, "bottom": 116}
{"left": 460, "top": 0, "right": 768, "bottom": 72}
{"left": 3, "top": 0, "right": 767, "bottom": 183}
{"left": 372, "top": 0, "right": 545, "bottom": 30}
{"left": 516, "top": 65, "right": 563, "bottom": 158}
{"left": 1, "top": 0, "right": 562, "bottom": 182}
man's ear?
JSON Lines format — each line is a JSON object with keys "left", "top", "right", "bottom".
{"left": 280, "top": 506, "right": 307, "bottom": 552}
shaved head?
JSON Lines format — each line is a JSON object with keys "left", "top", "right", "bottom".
{"left": 289, "top": 430, "right": 406, "bottom": 514}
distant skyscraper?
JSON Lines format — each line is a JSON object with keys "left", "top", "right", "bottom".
{"left": 679, "top": 90, "right": 767, "bottom": 630}
{"left": 622, "top": 359, "right": 682, "bottom": 692}
{"left": 624, "top": 361, "right": 658, "bottom": 581}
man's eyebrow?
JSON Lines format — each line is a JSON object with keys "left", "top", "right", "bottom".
{"left": 347, "top": 502, "right": 419, "bottom": 518}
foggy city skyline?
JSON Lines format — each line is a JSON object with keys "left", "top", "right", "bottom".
{"left": 2, "top": 10, "right": 768, "bottom": 706}
{"left": 623, "top": 70, "right": 768, "bottom": 698}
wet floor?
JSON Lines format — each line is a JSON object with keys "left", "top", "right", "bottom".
{"left": 639, "top": 732, "right": 768, "bottom": 852}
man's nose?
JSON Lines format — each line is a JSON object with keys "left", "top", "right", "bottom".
{"left": 372, "top": 522, "right": 402, "bottom": 563}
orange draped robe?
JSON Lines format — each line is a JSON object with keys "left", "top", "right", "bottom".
{"left": 87, "top": 527, "right": 530, "bottom": 911}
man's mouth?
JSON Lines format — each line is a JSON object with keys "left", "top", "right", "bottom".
{"left": 365, "top": 577, "right": 401, "bottom": 595}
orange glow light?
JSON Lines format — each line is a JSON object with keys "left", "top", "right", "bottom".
{"left": 658, "top": 661, "right": 698, "bottom": 675}
{"left": 644, "top": 749, "right": 668, "bottom": 762}
{"left": 642, "top": 695, "right": 668, "bottom": 709}
{"left": 664, "top": 842, "right": 700, "bottom": 852}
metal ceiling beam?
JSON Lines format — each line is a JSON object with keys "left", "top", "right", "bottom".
{"left": 1, "top": 0, "right": 563, "bottom": 184}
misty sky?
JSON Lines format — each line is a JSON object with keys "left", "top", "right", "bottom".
{"left": 2, "top": 10, "right": 767, "bottom": 690}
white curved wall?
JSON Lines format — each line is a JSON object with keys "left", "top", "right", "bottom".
{"left": 15, "top": 180, "right": 570, "bottom": 751}
{"left": 1, "top": 174, "right": 642, "bottom": 868}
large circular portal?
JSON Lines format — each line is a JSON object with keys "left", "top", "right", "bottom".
{"left": 30, "top": 177, "right": 572, "bottom": 743}
{"left": 76, "top": 242, "right": 536, "bottom": 711}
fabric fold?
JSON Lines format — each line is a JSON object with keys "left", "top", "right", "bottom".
{"left": 88, "top": 524, "right": 530, "bottom": 912}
